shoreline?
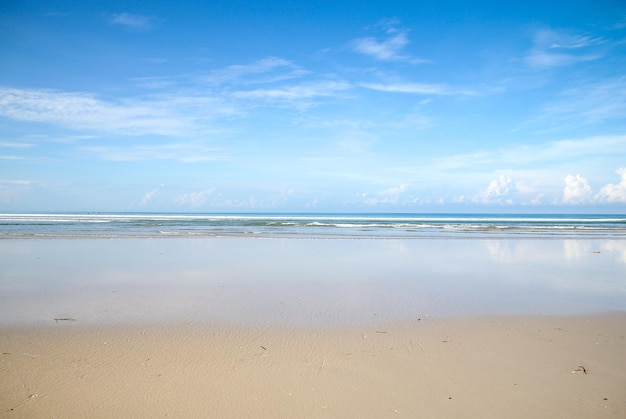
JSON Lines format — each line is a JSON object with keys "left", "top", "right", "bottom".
{"left": 2, "top": 212, "right": 625, "bottom": 240}
{"left": 2, "top": 312, "right": 625, "bottom": 418}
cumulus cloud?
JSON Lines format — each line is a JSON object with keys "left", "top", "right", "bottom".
{"left": 141, "top": 188, "right": 160, "bottom": 205}
{"left": 381, "top": 184, "right": 408, "bottom": 198}
{"left": 350, "top": 26, "right": 428, "bottom": 63}
{"left": 361, "top": 184, "right": 408, "bottom": 205}
{"left": 562, "top": 174, "right": 593, "bottom": 204}
{"left": 176, "top": 188, "right": 215, "bottom": 207}
{"left": 352, "top": 31, "right": 409, "bottom": 60}
{"left": 595, "top": 167, "right": 626, "bottom": 203}
{"left": 475, "top": 175, "right": 514, "bottom": 204}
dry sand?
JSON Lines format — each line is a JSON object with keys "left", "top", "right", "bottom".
{"left": 1, "top": 312, "right": 625, "bottom": 418}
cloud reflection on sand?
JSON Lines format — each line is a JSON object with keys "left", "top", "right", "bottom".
{"left": 0, "top": 238, "right": 624, "bottom": 327}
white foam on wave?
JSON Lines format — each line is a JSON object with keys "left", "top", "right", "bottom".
{"left": 1, "top": 212, "right": 625, "bottom": 239}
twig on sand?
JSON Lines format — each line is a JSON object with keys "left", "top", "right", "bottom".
{"left": 54, "top": 318, "right": 77, "bottom": 323}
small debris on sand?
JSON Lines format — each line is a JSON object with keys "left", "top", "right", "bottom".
{"left": 54, "top": 318, "right": 77, "bottom": 323}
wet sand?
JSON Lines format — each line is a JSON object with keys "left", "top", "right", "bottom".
{"left": 1, "top": 238, "right": 625, "bottom": 417}
{"left": 1, "top": 313, "right": 625, "bottom": 418}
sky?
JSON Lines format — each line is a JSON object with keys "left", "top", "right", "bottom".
{"left": 1, "top": 0, "right": 626, "bottom": 213}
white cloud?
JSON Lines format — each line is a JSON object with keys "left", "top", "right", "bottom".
{"left": 530, "top": 77, "right": 626, "bottom": 128}
{"left": 524, "top": 28, "right": 603, "bottom": 68}
{"left": 232, "top": 81, "right": 351, "bottom": 104}
{"left": 361, "top": 184, "right": 408, "bottom": 205}
{"left": 595, "top": 167, "right": 626, "bottom": 203}
{"left": 131, "top": 75, "right": 180, "bottom": 90}
{"left": 0, "top": 179, "right": 35, "bottom": 186}
{"left": 109, "top": 13, "right": 157, "bottom": 31}
{"left": 361, "top": 82, "right": 443, "bottom": 94}
{"left": 475, "top": 175, "right": 514, "bottom": 204}
{"left": 0, "top": 87, "right": 234, "bottom": 136}
{"left": 352, "top": 31, "right": 408, "bottom": 60}
{"left": 201, "top": 57, "right": 306, "bottom": 85}
{"left": 85, "top": 142, "right": 224, "bottom": 163}
{"left": 175, "top": 189, "right": 215, "bottom": 207}
{"left": 563, "top": 174, "right": 593, "bottom": 204}
{"left": 381, "top": 183, "right": 408, "bottom": 198}
{"left": 133, "top": 57, "right": 307, "bottom": 91}
{"left": 141, "top": 188, "right": 160, "bottom": 205}
{"left": 433, "top": 135, "right": 626, "bottom": 171}
{"left": 360, "top": 82, "right": 474, "bottom": 96}
{"left": 0, "top": 141, "right": 33, "bottom": 148}
{"left": 350, "top": 30, "right": 428, "bottom": 63}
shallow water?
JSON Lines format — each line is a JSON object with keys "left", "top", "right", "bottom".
{"left": 1, "top": 238, "right": 625, "bottom": 327}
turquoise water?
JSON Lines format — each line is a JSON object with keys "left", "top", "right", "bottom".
{"left": 1, "top": 213, "right": 625, "bottom": 239}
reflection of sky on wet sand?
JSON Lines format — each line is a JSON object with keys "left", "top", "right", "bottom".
{"left": 0, "top": 238, "right": 625, "bottom": 327}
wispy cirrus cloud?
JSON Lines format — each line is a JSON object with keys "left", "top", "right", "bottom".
{"left": 200, "top": 57, "right": 307, "bottom": 86}
{"left": 131, "top": 75, "right": 181, "bottom": 90}
{"left": 0, "top": 141, "right": 34, "bottom": 148}
{"left": 109, "top": 13, "right": 159, "bottom": 31}
{"left": 232, "top": 80, "right": 351, "bottom": 105}
{"left": 432, "top": 134, "right": 626, "bottom": 171}
{"left": 0, "top": 179, "right": 37, "bottom": 186}
{"left": 0, "top": 87, "right": 236, "bottom": 136}
{"left": 529, "top": 77, "right": 626, "bottom": 129}
{"left": 360, "top": 82, "right": 475, "bottom": 96}
{"left": 133, "top": 57, "right": 306, "bottom": 90}
{"left": 85, "top": 142, "right": 225, "bottom": 163}
{"left": 524, "top": 28, "right": 604, "bottom": 68}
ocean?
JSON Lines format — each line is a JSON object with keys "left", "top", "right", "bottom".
{"left": 1, "top": 212, "right": 625, "bottom": 239}
{"left": 1, "top": 213, "right": 625, "bottom": 324}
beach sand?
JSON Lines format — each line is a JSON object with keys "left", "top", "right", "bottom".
{"left": 1, "top": 238, "right": 625, "bottom": 417}
{"left": 1, "top": 313, "right": 625, "bottom": 418}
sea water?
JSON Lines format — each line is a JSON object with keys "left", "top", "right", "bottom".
{"left": 1, "top": 212, "right": 625, "bottom": 239}
{"left": 1, "top": 213, "right": 625, "bottom": 326}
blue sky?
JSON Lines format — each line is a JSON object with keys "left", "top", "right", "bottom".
{"left": 1, "top": 0, "right": 625, "bottom": 213}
